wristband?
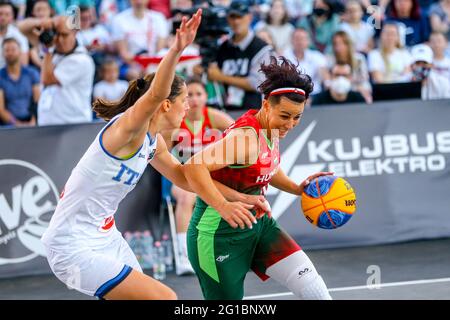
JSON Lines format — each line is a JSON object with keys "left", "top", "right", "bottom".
{"left": 41, "top": 45, "right": 54, "bottom": 56}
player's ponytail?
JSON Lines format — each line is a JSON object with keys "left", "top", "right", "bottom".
{"left": 258, "top": 56, "right": 314, "bottom": 104}
{"left": 93, "top": 73, "right": 185, "bottom": 121}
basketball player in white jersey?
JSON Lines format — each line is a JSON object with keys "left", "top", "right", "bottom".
{"left": 41, "top": 10, "right": 269, "bottom": 300}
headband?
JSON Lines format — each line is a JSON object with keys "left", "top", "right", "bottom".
{"left": 269, "top": 87, "right": 306, "bottom": 97}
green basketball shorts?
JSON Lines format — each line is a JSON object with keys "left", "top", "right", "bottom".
{"left": 187, "top": 197, "right": 301, "bottom": 300}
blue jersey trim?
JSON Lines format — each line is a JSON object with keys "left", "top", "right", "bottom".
{"left": 98, "top": 116, "right": 146, "bottom": 161}
{"left": 146, "top": 132, "right": 153, "bottom": 145}
{"left": 95, "top": 265, "right": 133, "bottom": 298}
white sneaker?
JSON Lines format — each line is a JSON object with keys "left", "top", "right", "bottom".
{"left": 176, "top": 253, "right": 195, "bottom": 276}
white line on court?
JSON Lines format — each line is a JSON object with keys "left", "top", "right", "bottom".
{"left": 243, "top": 277, "right": 450, "bottom": 300}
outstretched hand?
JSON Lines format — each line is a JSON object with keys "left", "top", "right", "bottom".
{"left": 173, "top": 9, "right": 202, "bottom": 53}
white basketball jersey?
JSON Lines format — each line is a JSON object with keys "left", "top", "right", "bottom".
{"left": 41, "top": 114, "right": 157, "bottom": 249}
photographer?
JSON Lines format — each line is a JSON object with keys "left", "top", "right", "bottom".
{"left": 202, "top": 0, "right": 274, "bottom": 110}
{"left": 22, "top": 16, "right": 95, "bottom": 125}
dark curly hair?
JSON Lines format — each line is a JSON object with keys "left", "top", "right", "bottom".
{"left": 258, "top": 56, "right": 314, "bottom": 105}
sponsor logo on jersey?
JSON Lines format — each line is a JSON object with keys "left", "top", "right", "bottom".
{"left": 0, "top": 159, "right": 58, "bottom": 265}
{"left": 216, "top": 254, "right": 230, "bottom": 262}
{"left": 98, "top": 216, "right": 115, "bottom": 233}
{"left": 59, "top": 187, "right": 65, "bottom": 199}
{"left": 148, "top": 149, "right": 156, "bottom": 161}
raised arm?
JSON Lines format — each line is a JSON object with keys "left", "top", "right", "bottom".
{"left": 120, "top": 10, "right": 202, "bottom": 135}
{"left": 101, "top": 10, "right": 202, "bottom": 156}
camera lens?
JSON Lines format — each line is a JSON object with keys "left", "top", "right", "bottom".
{"left": 39, "top": 29, "right": 56, "bottom": 46}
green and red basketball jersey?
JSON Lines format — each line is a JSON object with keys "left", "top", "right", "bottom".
{"left": 187, "top": 110, "right": 302, "bottom": 293}
{"left": 173, "top": 106, "right": 220, "bottom": 162}
{"left": 211, "top": 109, "right": 280, "bottom": 196}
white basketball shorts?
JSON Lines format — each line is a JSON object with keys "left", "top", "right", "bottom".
{"left": 44, "top": 235, "right": 142, "bottom": 298}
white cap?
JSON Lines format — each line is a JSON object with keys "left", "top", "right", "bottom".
{"left": 411, "top": 44, "right": 433, "bottom": 64}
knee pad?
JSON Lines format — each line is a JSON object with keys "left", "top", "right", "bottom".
{"left": 266, "top": 251, "right": 332, "bottom": 300}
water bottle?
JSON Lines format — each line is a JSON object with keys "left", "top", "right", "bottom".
{"left": 161, "top": 233, "right": 174, "bottom": 272}
{"left": 133, "top": 231, "right": 144, "bottom": 267}
{"left": 153, "top": 241, "right": 166, "bottom": 280}
{"left": 125, "top": 232, "right": 137, "bottom": 259}
{"left": 141, "top": 230, "right": 154, "bottom": 270}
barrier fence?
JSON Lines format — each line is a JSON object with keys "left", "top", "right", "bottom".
{"left": 0, "top": 98, "right": 449, "bottom": 278}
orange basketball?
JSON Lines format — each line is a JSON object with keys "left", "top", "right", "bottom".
{"left": 301, "top": 175, "right": 356, "bottom": 229}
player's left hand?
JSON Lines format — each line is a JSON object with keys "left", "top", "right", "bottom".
{"left": 298, "top": 172, "right": 334, "bottom": 194}
{"left": 173, "top": 9, "right": 202, "bottom": 52}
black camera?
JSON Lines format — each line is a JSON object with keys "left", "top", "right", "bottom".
{"left": 172, "top": 1, "right": 229, "bottom": 68}
{"left": 39, "top": 29, "right": 56, "bottom": 46}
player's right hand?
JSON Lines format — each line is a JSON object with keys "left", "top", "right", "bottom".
{"left": 217, "top": 201, "right": 257, "bottom": 230}
{"left": 243, "top": 194, "right": 272, "bottom": 219}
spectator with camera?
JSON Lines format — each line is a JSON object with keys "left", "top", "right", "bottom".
{"left": 205, "top": 0, "right": 274, "bottom": 110}
{"left": 312, "top": 62, "right": 366, "bottom": 106}
{"left": 20, "top": 15, "right": 95, "bottom": 125}
{"left": 409, "top": 43, "right": 450, "bottom": 100}
{"left": 0, "top": 37, "right": 39, "bottom": 126}
{"left": 20, "top": 0, "right": 53, "bottom": 70}
{"left": 111, "top": 0, "right": 169, "bottom": 80}
{"left": 0, "top": 1, "right": 29, "bottom": 68}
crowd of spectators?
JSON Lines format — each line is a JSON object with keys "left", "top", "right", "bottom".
{"left": 0, "top": 0, "right": 449, "bottom": 128}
